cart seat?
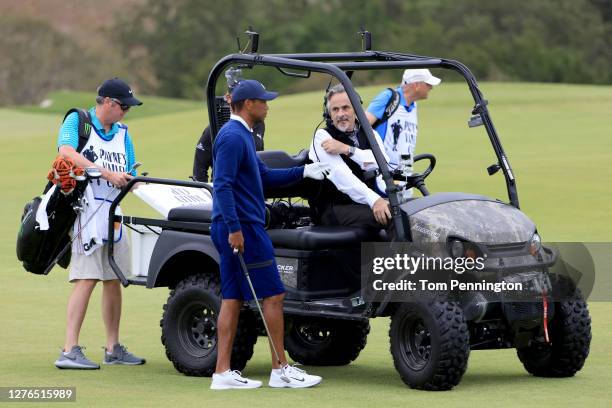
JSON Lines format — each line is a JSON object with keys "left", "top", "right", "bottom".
{"left": 267, "top": 226, "right": 383, "bottom": 250}
{"left": 258, "top": 149, "right": 309, "bottom": 168}
{"left": 168, "top": 206, "right": 387, "bottom": 250}
{"left": 168, "top": 205, "right": 212, "bottom": 223}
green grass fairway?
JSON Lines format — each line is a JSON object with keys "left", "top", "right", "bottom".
{"left": 1, "top": 82, "right": 611, "bottom": 407}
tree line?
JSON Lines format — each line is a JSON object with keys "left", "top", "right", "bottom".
{"left": 2, "top": 0, "right": 611, "bottom": 105}
{"left": 115, "top": 0, "right": 612, "bottom": 98}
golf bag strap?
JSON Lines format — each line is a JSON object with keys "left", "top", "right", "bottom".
{"left": 372, "top": 88, "right": 401, "bottom": 129}
{"left": 62, "top": 108, "right": 93, "bottom": 154}
{"left": 43, "top": 108, "right": 94, "bottom": 194}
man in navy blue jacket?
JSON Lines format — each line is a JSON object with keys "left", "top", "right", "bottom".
{"left": 210, "top": 79, "right": 329, "bottom": 390}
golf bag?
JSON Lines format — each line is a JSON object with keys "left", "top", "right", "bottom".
{"left": 17, "top": 181, "right": 88, "bottom": 275}
{"left": 15, "top": 108, "right": 92, "bottom": 275}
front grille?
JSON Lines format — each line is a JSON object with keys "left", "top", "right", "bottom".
{"left": 503, "top": 301, "right": 543, "bottom": 323}
{"left": 486, "top": 241, "right": 527, "bottom": 254}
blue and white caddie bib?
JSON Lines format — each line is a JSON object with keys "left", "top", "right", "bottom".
{"left": 383, "top": 103, "right": 418, "bottom": 169}
{"left": 80, "top": 124, "right": 128, "bottom": 243}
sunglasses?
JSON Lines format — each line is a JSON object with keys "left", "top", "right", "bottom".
{"left": 110, "top": 98, "right": 130, "bottom": 112}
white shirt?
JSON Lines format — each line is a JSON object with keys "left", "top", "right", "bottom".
{"left": 308, "top": 127, "right": 390, "bottom": 208}
{"left": 230, "top": 114, "right": 253, "bottom": 132}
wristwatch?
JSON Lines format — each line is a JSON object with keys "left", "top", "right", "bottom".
{"left": 347, "top": 146, "right": 356, "bottom": 157}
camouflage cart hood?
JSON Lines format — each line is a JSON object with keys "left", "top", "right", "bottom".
{"left": 401, "top": 192, "right": 536, "bottom": 244}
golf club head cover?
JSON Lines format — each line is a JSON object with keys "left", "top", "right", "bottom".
{"left": 47, "top": 155, "right": 84, "bottom": 195}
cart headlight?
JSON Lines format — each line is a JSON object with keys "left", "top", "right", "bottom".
{"left": 529, "top": 232, "right": 542, "bottom": 257}
{"left": 448, "top": 239, "right": 481, "bottom": 260}
{"left": 450, "top": 240, "right": 464, "bottom": 258}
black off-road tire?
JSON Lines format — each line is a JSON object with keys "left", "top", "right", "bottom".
{"left": 160, "top": 274, "right": 258, "bottom": 376}
{"left": 389, "top": 301, "right": 470, "bottom": 391}
{"left": 285, "top": 317, "right": 370, "bottom": 366}
{"left": 517, "top": 289, "right": 591, "bottom": 377}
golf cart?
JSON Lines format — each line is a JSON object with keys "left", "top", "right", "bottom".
{"left": 107, "top": 31, "right": 591, "bottom": 390}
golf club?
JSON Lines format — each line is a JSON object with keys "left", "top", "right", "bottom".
{"left": 233, "top": 248, "right": 290, "bottom": 383}
{"left": 42, "top": 162, "right": 142, "bottom": 275}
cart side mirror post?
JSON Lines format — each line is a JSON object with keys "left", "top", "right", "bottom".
{"left": 245, "top": 27, "right": 259, "bottom": 54}
{"left": 359, "top": 28, "right": 372, "bottom": 51}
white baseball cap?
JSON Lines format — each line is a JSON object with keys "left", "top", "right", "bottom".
{"left": 402, "top": 69, "right": 441, "bottom": 86}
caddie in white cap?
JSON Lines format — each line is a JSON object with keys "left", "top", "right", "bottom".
{"left": 366, "top": 68, "right": 441, "bottom": 176}
{"left": 402, "top": 68, "right": 442, "bottom": 86}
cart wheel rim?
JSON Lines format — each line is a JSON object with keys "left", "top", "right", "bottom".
{"left": 178, "top": 302, "right": 218, "bottom": 357}
{"left": 399, "top": 315, "right": 432, "bottom": 371}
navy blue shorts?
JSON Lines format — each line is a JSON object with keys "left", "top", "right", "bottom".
{"left": 211, "top": 221, "right": 285, "bottom": 300}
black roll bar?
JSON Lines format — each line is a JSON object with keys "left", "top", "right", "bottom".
{"left": 205, "top": 49, "right": 520, "bottom": 242}
{"left": 265, "top": 51, "right": 519, "bottom": 209}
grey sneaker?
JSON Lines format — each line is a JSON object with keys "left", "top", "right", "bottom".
{"left": 55, "top": 345, "right": 100, "bottom": 370}
{"left": 103, "top": 343, "right": 146, "bottom": 365}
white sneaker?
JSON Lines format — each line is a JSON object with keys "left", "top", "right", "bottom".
{"left": 210, "top": 370, "right": 262, "bottom": 390}
{"left": 269, "top": 365, "right": 322, "bottom": 388}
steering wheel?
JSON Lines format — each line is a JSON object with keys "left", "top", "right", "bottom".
{"left": 392, "top": 153, "right": 436, "bottom": 196}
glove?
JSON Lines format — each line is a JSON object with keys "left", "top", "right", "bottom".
{"left": 303, "top": 162, "right": 331, "bottom": 180}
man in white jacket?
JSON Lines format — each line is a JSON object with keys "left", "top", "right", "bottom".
{"left": 309, "top": 84, "right": 392, "bottom": 233}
